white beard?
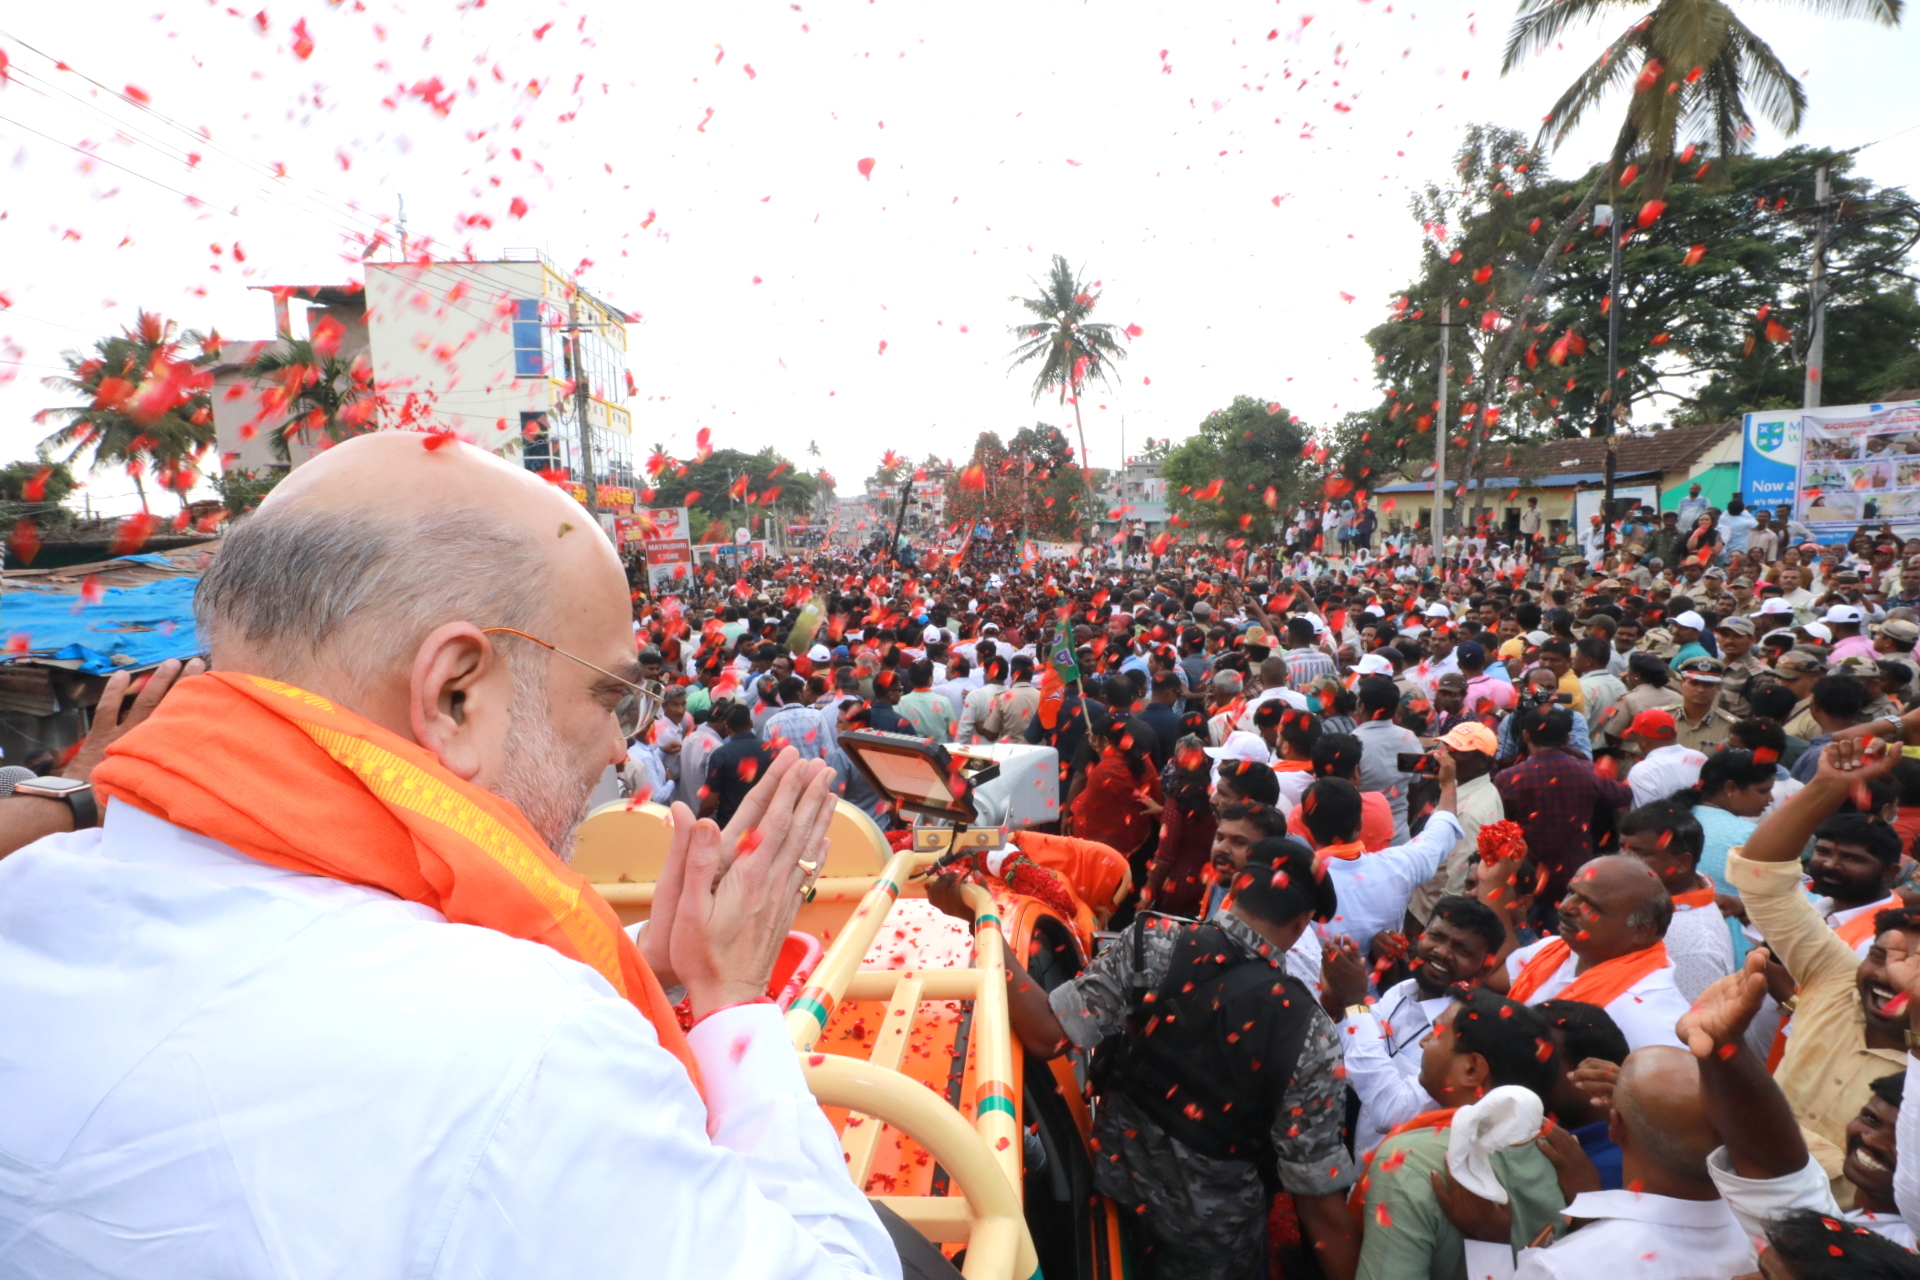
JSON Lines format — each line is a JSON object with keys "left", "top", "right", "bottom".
{"left": 496, "top": 661, "right": 598, "bottom": 862}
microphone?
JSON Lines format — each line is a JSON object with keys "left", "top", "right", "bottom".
{"left": 0, "top": 766, "right": 41, "bottom": 797}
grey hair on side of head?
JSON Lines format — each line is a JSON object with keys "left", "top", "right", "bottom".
{"left": 195, "top": 502, "right": 549, "bottom": 694}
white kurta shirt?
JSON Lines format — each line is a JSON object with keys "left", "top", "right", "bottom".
{"left": 1627, "top": 744, "right": 1706, "bottom": 809}
{"left": 1338, "top": 978, "right": 1451, "bottom": 1153}
{"left": 1504, "top": 936, "right": 1690, "bottom": 1051}
{"left": 0, "top": 804, "right": 898, "bottom": 1280}
{"left": 1321, "top": 810, "right": 1462, "bottom": 955}
{"left": 1466, "top": 1189, "right": 1751, "bottom": 1278}
{"left": 1666, "top": 898, "right": 1737, "bottom": 1004}
{"left": 1705, "top": 1147, "right": 1915, "bottom": 1250}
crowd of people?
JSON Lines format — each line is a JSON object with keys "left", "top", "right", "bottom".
{"left": 614, "top": 494, "right": 1920, "bottom": 1277}
{"left": 11, "top": 439, "right": 1920, "bottom": 1279}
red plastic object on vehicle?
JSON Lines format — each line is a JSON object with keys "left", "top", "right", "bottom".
{"left": 768, "top": 930, "right": 824, "bottom": 1009}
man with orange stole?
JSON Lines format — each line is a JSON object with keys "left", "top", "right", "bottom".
{"left": 0, "top": 436, "right": 900, "bottom": 1279}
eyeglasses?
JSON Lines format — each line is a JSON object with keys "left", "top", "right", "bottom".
{"left": 482, "top": 627, "right": 664, "bottom": 738}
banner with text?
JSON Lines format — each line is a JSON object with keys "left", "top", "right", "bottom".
{"left": 1795, "top": 400, "right": 1920, "bottom": 536}
{"left": 1740, "top": 408, "right": 1803, "bottom": 512}
{"left": 640, "top": 507, "right": 692, "bottom": 592}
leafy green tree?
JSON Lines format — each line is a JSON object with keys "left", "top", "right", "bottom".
{"left": 943, "top": 424, "right": 1088, "bottom": 541}
{"left": 0, "top": 457, "right": 78, "bottom": 506}
{"left": 0, "top": 457, "right": 79, "bottom": 530}
{"left": 643, "top": 446, "right": 817, "bottom": 541}
{"left": 1451, "top": 0, "right": 1903, "bottom": 525}
{"left": 1364, "top": 137, "right": 1920, "bottom": 503}
{"left": 1007, "top": 255, "right": 1130, "bottom": 472}
{"left": 1351, "top": 126, "right": 1556, "bottom": 496}
{"left": 868, "top": 450, "right": 911, "bottom": 491}
{"left": 36, "top": 311, "right": 217, "bottom": 510}
{"left": 213, "top": 466, "right": 286, "bottom": 518}
{"left": 1135, "top": 437, "right": 1173, "bottom": 465}
{"left": 1161, "top": 397, "right": 1314, "bottom": 541}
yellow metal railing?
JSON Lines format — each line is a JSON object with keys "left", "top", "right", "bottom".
{"left": 785, "top": 848, "right": 1039, "bottom": 1280}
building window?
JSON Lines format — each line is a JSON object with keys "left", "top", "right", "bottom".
{"left": 522, "top": 411, "right": 569, "bottom": 478}
{"left": 512, "top": 300, "right": 548, "bottom": 378}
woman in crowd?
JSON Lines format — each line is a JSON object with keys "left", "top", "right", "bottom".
{"left": 1070, "top": 712, "right": 1165, "bottom": 923}
{"left": 1673, "top": 747, "right": 1777, "bottom": 893}
{"left": 1141, "top": 733, "right": 1216, "bottom": 918}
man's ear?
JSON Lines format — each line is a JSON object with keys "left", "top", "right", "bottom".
{"left": 408, "top": 621, "right": 510, "bottom": 781}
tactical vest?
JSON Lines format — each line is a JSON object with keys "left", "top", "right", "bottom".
{"left": 1093, "top": 917, "right": 1315, "bottom": 1165}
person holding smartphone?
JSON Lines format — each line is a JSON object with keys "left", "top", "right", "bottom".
{"left": 1292, "top": 748, "right": 1463, "bottom": 956}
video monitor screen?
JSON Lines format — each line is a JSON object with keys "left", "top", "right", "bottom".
{"left": 838, "top": 731, "right": 976, "bottom": 822}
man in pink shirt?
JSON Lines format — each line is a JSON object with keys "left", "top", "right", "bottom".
{"left": 1825, "top": 604, "right": 1877, "bottom": 663}
{"left": 1456, "top": 640, "right": 1516, "bottom": 719}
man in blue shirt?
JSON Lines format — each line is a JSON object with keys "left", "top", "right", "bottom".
{"left": 1719, "top": 497, "right": 1758, "bottom": 560}
{"left": 1535, "top": 998, "right": 1631, "bottom": 1189}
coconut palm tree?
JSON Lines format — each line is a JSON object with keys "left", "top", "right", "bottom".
{"left": 1506, "top": 0, "right": 1898, "bottom": 201}
{"left": 240, "top": 339, "right": 378, "bottom": 462}
{"left": 1007, "top": 255, "right": 1128, "bottom": 472}
{"left": 36, "top": 311, "right": 217, "bottom": 510}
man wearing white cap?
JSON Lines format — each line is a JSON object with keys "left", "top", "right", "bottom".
{"left": 1352, "top": 651, "right": 1396, "bottom": 680}
{"left": 1754, "top": 595, "right": 1797, "bottom": 630}
{"left": 1670, "top": 610, "right": 1711, "bottom": 666}
{"left": 1203, "top": 729, "right": 1275, "bottom": 791}
{"left": 1826, "top": 604, "right": 1875, "bottom": 663}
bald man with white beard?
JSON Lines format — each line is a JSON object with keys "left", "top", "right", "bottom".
{"left": 0, "top": 435, "right": 902, "bottom": 1280}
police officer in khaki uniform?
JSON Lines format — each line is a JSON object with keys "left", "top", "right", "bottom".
{"left": 1714, "top": 615, "right": 1769, "bottom": 721}
{"left": 1874, "top": 617, "right": 1920, "bottom": 661}
{"left": 1774, "top": 649, "right": 1827, "bottom": 740}
{"left": 1834, "top": 653, "right": 1902, "bottom": 724}
{"left": 1727, "top": 575, "right": 1759, "bottom": 618}
{"left": 1602, "top": 651, "right": 1686, "bottom": 759}
{"left": 1673, "top": 656, "right": 1736, "bottom": 753}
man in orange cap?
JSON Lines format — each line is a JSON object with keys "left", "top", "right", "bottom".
{"left": 1408, "top": 721, "right": 1506, "bottom": 924}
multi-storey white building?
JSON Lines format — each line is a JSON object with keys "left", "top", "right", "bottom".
{"left": 211, "top": 250, "right": 637, "bottom": 514}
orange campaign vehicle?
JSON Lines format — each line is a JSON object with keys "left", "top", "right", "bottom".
{"left": 571, "top": 733, "right": 1134, "bottom": 1280}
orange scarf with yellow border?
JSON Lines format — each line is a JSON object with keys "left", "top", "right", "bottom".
{"left": 93, "top": 671, "right": 701, "bottom": 1093}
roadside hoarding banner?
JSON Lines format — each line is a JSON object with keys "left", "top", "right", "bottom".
{"left": 640, "top": 507, "right": 692, "bottom": 593}
{"left": 1740, "top": 408, "right": 1802, "bottom": 512}
{"left": 1794, "top": 400, "right": 1920, "bottom": 538}
{"left": 785, "top": 523, "right": 829, "bottom": 548}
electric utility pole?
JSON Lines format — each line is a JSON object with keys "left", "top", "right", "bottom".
{"left": 1598, "top": 196, "right": 1626, "bottom": 551}
{"left": 1435, "top": 300, "right": 1449, "bottom": 567}
{"left": 1805, "top": 164, "right": 1832, "bottom": 410}
{"left": 563, "top": 293, "right": 598, "bottom": 518}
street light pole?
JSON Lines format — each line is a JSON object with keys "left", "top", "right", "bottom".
{"left": 1435, "top": 300, "right": 1449, "bottom": 568}
{"left": 564, "top": 294, "right": 599, "bottom": 519}
{"left": 1805, "top": 164, "right": 1832, "bottom": 410}
{"left": 1600, "top": 196, "right": 1625, "bottom": 553}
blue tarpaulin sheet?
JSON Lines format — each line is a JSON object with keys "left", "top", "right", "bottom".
{"left": 0, "top": 577, "right": 200, "bottom": 675}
